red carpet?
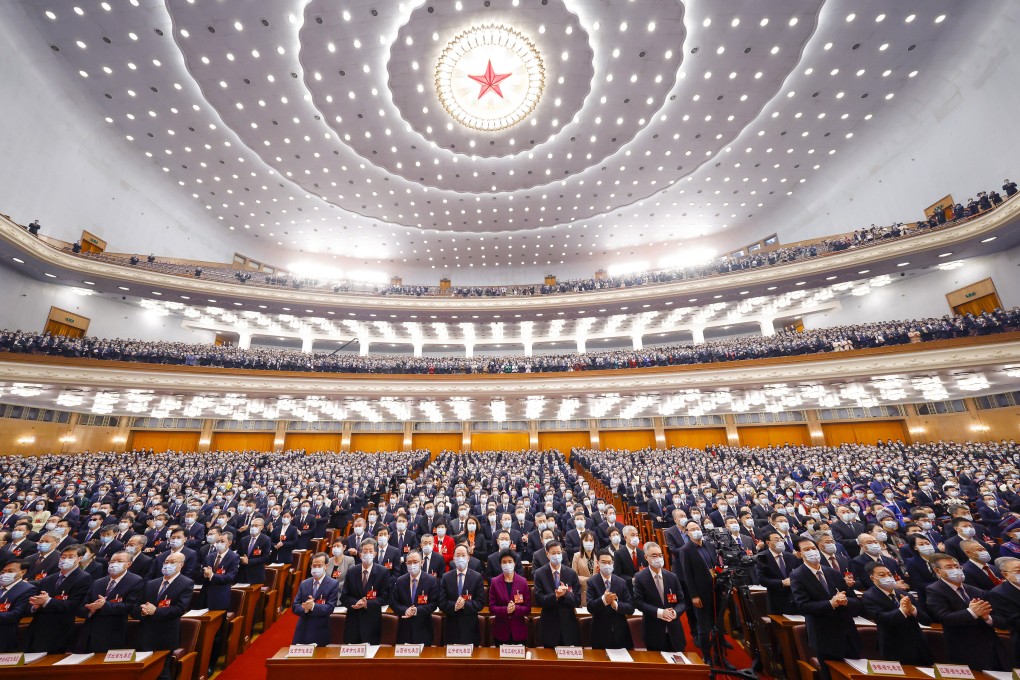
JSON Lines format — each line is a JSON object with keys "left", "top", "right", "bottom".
{"left": 216, "top": 611, "right": 297, "bottom": 680}
{"left": 217, "top": 610, "right": 755, "bottom": 679}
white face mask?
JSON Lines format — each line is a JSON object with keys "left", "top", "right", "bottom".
{"left": 582, "top": 541, "right": 595, "bottom": 552}
{"left": 310, "top": 567, "right": 325, "bottom": 579}
{"left": 407, "top": 563, "right": 422, "bottom": 576}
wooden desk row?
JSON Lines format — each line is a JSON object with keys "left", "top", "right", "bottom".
{"left": 266, "top": 646, "right": 709, "bottom": 680}
{"left": 0, "top": 651, "right": 168, "bottom": 680}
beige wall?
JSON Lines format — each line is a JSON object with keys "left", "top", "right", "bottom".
{"left": 0, "top": 418, "right": 124, "bottom": 456}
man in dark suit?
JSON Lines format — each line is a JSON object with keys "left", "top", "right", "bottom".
{"left": 989, "top": 558, "right": 1020, "bottom": 666}
{"left": 961, "top": 539, "right": 1003, "bottom": 590}
{"left": 664, "top": 509, "right": 700, "bottom": 639}
{"left": 757, "top": 532, "right": 799, "bottom": 614}
{"left": 831, "top": 507, "right": 865, "bottom": 556}
{"left": 439, "top": 545, "right": 487, "bottom": 645}
{"left": 925, "top": 553, "right": 1006, "bottom": 671}
{"left": 295, "top": 502, "right": 315, "bottom": 550}
{"left": 25, "top": 543, "right": 94, "bottom": 653}
{"left": 390, "top": 550, "right": 441, "bottom": 645}
{"left": 679, "top": 520, "right": 723, "bottom": 664}
{"left": 392, "top": 518, "right": 418, "bottom": 563}
{"left": 340, "top": 538, "right": 391, "bottom": 644}
{"left": 587, "top": 549, "right": 635, "bottom": 649}
{"left": 852, "top": 534, "right": 902, "bottom": 589}
{"left": 633, "top": 541, "right": 687, "bottom": 652}
{"left": 25, "top": 533, "right": 60, "bottom": 581}
{"left": 238, "top": 518, "right": 273, "bottom": 584}
{"left": 613, "top": 527, "right": 648, "bottom": 591}
{"left": 79, "top": 550, "right": 144, "bottom": 652}
{"left": 291, "top": 552, "right": 340, "bottom": 647}
{"left": 861, "top": 562, "right": 933, "bottom": 665}
{"left": 486, "top": 532, "right": 523, "bottom": 578}
{"left": 419, "top": 533, "right": 447, "bottom": 579}
{"left": 0, "top": 559, "right": 36, "bottom": 652}
{"left": 790, "top": 538, "right": 863, "bottom": 680}
{"left": 95, "top": 526, "right": 123, "bottom": 567}
{"left": 200, "top": 532, "right": 239, "bottom": 612}
{"left": 150, "top": 527, "right": 199, "bottom": 581}
{"left": 533, "top": 541, "right": 582, "bottom": 647}
{"left": 126, "top": 535, "right": 153, "bottom": 577}
{"left": 135, "top": 552, "right": 194, "bottom": 680}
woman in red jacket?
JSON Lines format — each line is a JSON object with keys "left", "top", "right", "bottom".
{"left": 433, "top": 521, "right": 456, "bottom": 566}
{"left": 489, "top": 550, "right": 531, "bottom": 645}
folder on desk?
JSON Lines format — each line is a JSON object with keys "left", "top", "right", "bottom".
{"left": 783, "top": 614, "right": 805, "bottom": 622}
{"left": 334, "top": 606, "right": 348, "bottom": 614}
{"left": 575, "top": 607, "right": 589, "bottom": 615}
{"left": 853, "top": 617, "right": 876, "bottom": 626}
{"left": 54, "top": 653, "right": 95, "bottom": 666}
{"left": 184, "top": 608, "right": 210, "bottom": 617}
{"left": 606, "top": 649, "right": 632, "bottom": 663}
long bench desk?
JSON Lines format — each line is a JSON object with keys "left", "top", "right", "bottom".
{"left": 0, "top": 651, "right": 168, "bottom": 680}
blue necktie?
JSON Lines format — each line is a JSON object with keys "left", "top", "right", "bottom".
{"left": 553, "top": 570, "right": 560, "bottom": 589}
{"left": 410, "top": 578, "right": 417, "bottom": 604}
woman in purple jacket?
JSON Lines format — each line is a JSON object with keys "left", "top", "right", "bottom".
{"left": 489, "top": 550, "right": 531, "bottom": 645}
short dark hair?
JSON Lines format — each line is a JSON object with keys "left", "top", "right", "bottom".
{"left": 795, "top": 538, "right": 816, "bottom": 552}
{"left": 61, "top": 544, "right": 86, "bottom": 558}
{"left": 863, "top": 560, "right": 889, "bottom": 577}
{"left": 498, "top": 549, "right": 517, "bottom": 563}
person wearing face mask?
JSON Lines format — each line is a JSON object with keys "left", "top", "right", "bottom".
{"left": 291, "top": 553, "right": 340, "bottom": 647}
{"left": 79, "top": 550, "right": 144, "bottom": 652}
{"left": 200, "top": 531, "right": 239, "bottom": 619}
{"left": 790, "top": 537, "right": 863, "bottom": 680}
{"left": 960, "top": 539, "right": 1004, "bottom": 590}
{"left": 756, "top": 531, "right": 800, "bottom": 615}
{"left": 125, "top": 534, "right": 154, "bottom": 577}
{"left": 28, "top": 500, "right": 50, "bottom": 535}
{"left": 391, "top": 513, "right": 420, "bottom": 560}
{"left": 926, "top": 553, "right": 1007, "bottom": 671}
{"left": 945, "top": 516, "right": 997, "bottom": 563}
{"left": 271, "top": 510, "right": 299, "bottom": 564}
{"left": 390, "top": 550, "right": 440, "bottom": 645}
{"left": 375, "top": 527, "right": 401, "bottom": 573}
{"left": 563, "top": 512, "right": 589, "bottom": 562}
{"left": 767, "top": 512, "right": 797, "bottom": 553}
{"left": 418, "top": 533, "right": 447, "bottom": 579}
{"left": 852, "top": 533, "right": 904, "bottom": 590}
{"left": 95, "top": 525, "right": 123, "bottom": 567}
{"left": 613, "top": 525, "right": 648, "bottom": 591}
{"left": 633, "top": 541, "right": 687, "bottom": 652}
{"left": 486, "top": 530, "right": 523, "bottom": 578}
{"left": 439, "top": 544, "right": 487, "bottom": 645}
{"left": 340, "top": 539, "right": 390, "bottom": 644}
{"left": 533, "top": 540, "right": 582, "bottom": 647}
{"left": 597, "top": 507, "right": 624, "bottom": 549}
{"left": 830, "top": 505, "right": 866, "bottom": 557}
{"left": 861, "top": 562, "right": 934, "bottom": 666}
{"left": 0, "top": 559, "right": 35, "bottom": 652}
{"left": 25, "top": 544, "right": 92, "bottom": 653}
{"left": 151, "top": 527, "right": 199, "bottom": 581}
{"left": 238, "top": 517, "right": 273, "bottom": 585}
{"left": 489, "top": 549, "right": 531, "bottom": 646}
{"left": 571, "top": 530, "right": 598, "bottom": 606}
{"left": 25, "top": 533, "right": 61, "bottom": 581}
{"left": 135, "top": 551, "right": 193, "bottom": 680}
{"left": 531, "top": 528, "right": 558, "bottom": 570}
{"left": 76, "top": 512, "right": 106, "bottom": 544}
{"left": 679, "top": 520, "right": 727, "bottom": 665}
{"left": 988, "top": 557, "right": 1020, "bottom": 666}
{"left": 143, "top": 513, "right": 171, "bottom": 555}
{"left": 433, "top": 520, "right": 456, "bottom": 567}
{"left": 0, "top": 522, "right": 37, "bottom": 562}
{"left": 587, "top": 549, "right": 635, "bottom": 649}
{"left": 458, "top": 513, "right": 487, "bottom": 563}
{"left": 326, "top": 540, "right": 356, "bottom": 590}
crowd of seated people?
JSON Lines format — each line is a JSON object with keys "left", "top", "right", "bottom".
{"left": 4, "top": 439, "right": 1020, "bottom": 670}
{"left": 1, "top": 308, "right": 1016, "bottom": 375}
{"left": 38, "top": 178, "right": 1015, "bottom": 300}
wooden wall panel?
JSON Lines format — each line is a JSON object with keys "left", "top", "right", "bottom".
{"left": 737, "top": 425, "right": 810, "bottom": 448}
{"left": 822, "top": 421, "right": 907, "bottom": 446}
{"left": 349, "top": 433, "right": 404, "bottom": 453}
{"left": 130, "top": 430, "right": 201, "bottom": 453}
{"left": 470, "top": 432, "right": 530, "bottom": 451}
{"left": 664, "top": 428, "right": 728, "bottom": 449}
{"left": 284, "top": 433, "right": 342, "bottom": 453}
{"left": 599, "top": 430, "right": 656, "bottom": 451}
{"left": 210, "top": 432, "right": 274, "bottom": 451}
{"left": 537, "top": 431, "right": 591, "bottom": 454}
{"left": 411, "top": 433, "right": 462, "bottom": 456}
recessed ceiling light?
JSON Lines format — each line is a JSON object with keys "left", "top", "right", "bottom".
{"left": 858, "top": 270, "right": 870, "bottom": 274}
{"left": 935, "top": 14, "right": 946, "bottom": 23}
{"left": 118, "top": 286, "right": 129, "bottom": 291}
{"left": 938, "top": 252, "right": 953, "bottom": 258}
{"left": 12, "top": 257, "right": 24, "bottom": 264}
{"left": 897, "top": 262, "right": 910, "bottom": 267}
{"left": 981, "top": 236, "right": 997, "bottom": 243}
{"left": 44, "top": 273, "right": 56, "bottom": 278}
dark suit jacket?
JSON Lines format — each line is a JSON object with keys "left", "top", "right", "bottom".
{"left": 790, "top": 564, "right": 863, "bottom": 659}
{"left": 0, "top": 579, "right": 36, "bottom": 652}
{"left": 632, "top": 567, "right": 686, "bottom": 652}
{"left": 151, "top": 547, "right": 199, "bottom": 581}
{"left": 25, "top": 550, "right": 58, "bottom": 581}
{"left": 291, "top": 576, "right": 340, "bottom": 647}
{"left": 851, "top": 553, "right": 900, "bottom": 589}
{"left": 390, "top": 572, "right": 441, "bottom": 645}
{"left": 488, "top": 574, "right": 530, "bottom": 643}
{"left": 861, "top": 586, "right": 933, "bottom": 665}
{"left": 129, "top": 553, "right": 153, "bottom": 578}
{"left": 679, "top": 540, "right": 717, "bottom": 610}
{"left": 439, "top": 568, "right": 486, "bottom": 644}
{"left": 613, "top": 546, "right": 648, "bottom": 587}
{"left": 905, "top": 555, "right": 938, "bottom": 605}
{"left": 134, "top": 575, "right": 195, "bottom": 651}
{"left": 200, "top": 549, "right": 239, "bottom": 611}
{"left": 339, "top": 563, "right": 390, "bottom": 644}
{"left": 421, "top": 550, "right": 446, "bottom": 579}
{"left": 757, "top": 550, "right": 798, "bottom": 614}
{"left": 25, "top": 568, "right": 94, "bottom": 653}
{"left": 831, "top": 520, "right": 865, "bottom": 555}
{"left": 533, "top": 564, "right": 581, "bottom": 647}
{"left": 663, "top": 525, "right": 688, "bottom": 580}
{"left": 989, "top": 581, "right": 1020, "bottom": 666}
{"left": 486, "top": 551, "right": 522, "bottom": 578}
{"left": 79, "top": 571, "right": 145, "bottom": 651}
{"left": 238, "top": 533, "right": 273, "bottom": 584}
{"left": 270, "top": 523, "right": 299, "bottom": 564}
{"left": 963, "top": 560, "right": 1002, "bottom": 591}
{"left": 586, "top": 573, "right": 635, "bottom": 649}
{"left": 925, "top": 579, "right": 1006, "bottom": 670}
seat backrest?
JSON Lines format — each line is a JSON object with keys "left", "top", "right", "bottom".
{"left": 431, "top": 613, "right": 444, "bottom": 645}
{"left": 922, "top": 628, "right": 949, "bottom": 664}
{"left": 329, "top": 613, "right": 347, "bottom": 645}
{"left": 577, "top": 616, "right": 592, "bottom": 647}
{"left": 627, "top": 616, "right": 646, "bottom": 650}
{"left": 791, "top": 624, "right": 819, "bottom": 669}
{"left": 857, "top": 626, "right": 880, "bottom": 660}
{"left": 178, "top": 617, "right": 202, "bottom": 654}
{"left": 380, "top": 613, "right": 398, "bottom": 645}
{"left": 229, "top": 588, "right": 245, "bottom": 615}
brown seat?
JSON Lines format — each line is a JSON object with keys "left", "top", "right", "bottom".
{"left": 431, "top": 613, "right": 444, "bottom": 645}
{"left": 791, "top": 624, "right": 819, "bottom": 680}
{"left": 225, "top": 589, "right": 247, "bottom": 664}
{"left": 922, "top": 628, "right": 949, "bottom": 664}
{"left": 329, "top": 613, "right": 347, "bottom": 645}
{"left": 577, "top": 616, "right": 592, "bottom": 647}
{"left": 481, "top": 615, "right": 494, "bottom": 647}
{"left": 857, "top": 625, "right": 880, "bottom": 660}
{"left": 627, "top": 616, "right": 646, "bottom": 650}
{"left": 175, "top": 651, "right": 197, "bottom": 680}
{"left": 174, "top": 617, "right": 202, "bottom": 661}
{"left": 380, "top": 613, "right": 399, "bottom": 645}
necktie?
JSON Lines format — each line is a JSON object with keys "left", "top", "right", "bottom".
{"left": 312, "top": 580, "right": 319, "bottom": 597}
{"left": 605, "top": 579, "right": 612, "bottom": 593}
{"left": 985, "top": 566, "right": 1002, "bottom": 586}
{"left": 157, "top": 580, "right": 169, "bottom": 602}
{"left": 106, "top": 579, "right": 116, "bottom": 596}
{"left": 654, "top": 572, "right": 665, "bottom": 603}
{"left": 214, "top": 554, "right": 221, "bottom": 569}
{"left": 956, "top": 586, "right": 970, "bottom": 603}
{"left": 632, "top": 550, "right": 638, "bottom": 569}
{"left": 829, "top": 557, "right": 839, "bottom": 570}
{"left": 815, "top": 569, "right": 828, "bottom": 593}
{"left": 553, "top": 570, "right": 560, "bottom": 589}
{"left": 54, "top": 574, "right": 65, "bottom": 592}
{"left": 776, "top": 554, "right": 786, "bottom": 577}
{"left": 362, "top": 569, "right": 369, "bottom": 590}
{"left": 457, "top": 572, "right": 464, "bottom": 596}
{"left": 785, "top": 535, "right": 794, "bottom": 552}
{"left": 410, "top": 578, "right": 417, "bottom": 604}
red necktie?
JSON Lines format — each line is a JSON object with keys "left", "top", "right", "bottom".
{"left": 985, "top": 566, "right": 1003, "bottom": 586}
{"left": 632, "top": 551, "right": 638, "bottom": 569}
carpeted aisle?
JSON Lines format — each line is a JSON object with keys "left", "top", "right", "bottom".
{"left": 215, "top": 611, "right": 297, "bottom": 680}
{"left": 215, "top": 610, "right": 757, "bottom": 680}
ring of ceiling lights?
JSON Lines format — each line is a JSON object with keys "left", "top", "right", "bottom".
{"left": 433, "top": 25, "right": 545, "bottom": 133}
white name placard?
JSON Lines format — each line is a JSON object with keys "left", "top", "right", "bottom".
{"left": 104, "top": 649, "right": 137, "bottom": 663}
{"left": 446, "top": 644, "right": 474, "bottom": 658}
{"left": 499, "top": 645, "right": 527, "bottom": 659}
{"left": 934, "top": 665, "right": 974, "bottom": 679}
{"left": 394, "top": 644, "right": 423, "bottom": 658}
{"left": 338, "top": 644, "right": 368, "bottom": 658}
{"left": 555, "top": 646, "right": 585, "bottom": 660}
{"left": 286, "top": 645, "right": 315, "bottom": 658}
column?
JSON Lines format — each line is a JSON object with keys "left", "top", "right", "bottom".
{"left": 61, "top": 413, "right": 80, "bottom": 454}
{"left": 588, "top": 418, "right": 600, "bottom": 450}
{"left": 461, "top": 423, "right": 472, "bottom": 452}
{"left": 341, "top": 421, "right": 352, "bottom": 452}
{"left": 652, "top": 416, "right": 665, "bottom": 449}
{"left": 631, "top": 334, "right": 643, "bottom": 350}
{"left": 359, "top": 338, "right": 370, "bottom": 356}
{"left": 198, "top": 419, "right": 214, "bottom": 452}
{"left": 403, "top": 421, "right": 413, "bottom": 452}
{"left": 576, "top": 337, "right": 587, "bottom": 353}
{"left": 691, "top": 326, "right": 705, "bottom": 344}
{"left": 274, "top": 419, "right": 287, "bottom": 452}
{"left": 805, "top": 410, "right": 826, "bottom": 446}
{"left": 464, "top": 343, "right": 475, "bottom": 358}
{"left": 237, "top": 332, "right": 252, "bottom": 350}
{"left": 723, "top": 414, "right": 740, "bottom": 446}
{"left": 529, "top": 420, "right": 539, "bottom": 450}
{"left": 111, "top": 417, "right": 131, "bottom": 452}
{"left": 523, "top": 340, "right": 534, "bottom": 357}
{"left": 412, "top": 341, "right": 424, "bottom": 358}
{"left": 903, "top": 405, "right": 929, "bottom": 444}
{"left": 759, "top": 317, "right": 776, "bottom": 337}
{"left": 300, "top": 335, "right": 314, "bottom": 354}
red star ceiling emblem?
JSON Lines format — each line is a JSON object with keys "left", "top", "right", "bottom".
{"left": 468, "top": 60, "right": 511, "bottom": 100}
